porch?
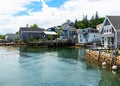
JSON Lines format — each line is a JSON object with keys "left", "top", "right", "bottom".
{"left": 101, "top": 34, "right": 115, "bottom": 49}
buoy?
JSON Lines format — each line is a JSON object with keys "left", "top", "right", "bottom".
{"left": 112, "top": 70, "right": 116, "bottom": 75}
{"left": 102, "top": 61, "right": 106, "bottom": 66}
{"left": 102, "top": 66, "right": 106, "bottom": 69}
{"left": 112, "top": 65, "right": 117, "bottom": 70}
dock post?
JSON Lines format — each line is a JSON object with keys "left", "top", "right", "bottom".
{"left": 98, "top": 49, "right": 101, "bottom": 61}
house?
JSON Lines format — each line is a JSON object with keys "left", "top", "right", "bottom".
{"left": 19, "top": 27, "right": 45, "bottom": 41}
{"left": 78, "top": 27, "right": 100, "bottom": 44}
{"left": 101, "top": 16, "right": 120, "bottom": 49}
{"left": 60, "top": 20, "right": 77, "bottom": 43}
{"left": 96, "top": 23, "right": 103, "bottom": 33}
{"left": 47, "top": 26, "right": 59, "bottom": 32}
{"left": 42, "top": 31, "right": 57, "bottom": 42}
{"left": 5, "top": 34, "right": 20, "bottom": 42}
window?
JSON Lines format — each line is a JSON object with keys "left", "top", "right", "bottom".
{"left": 109, "top": 29, "right": 111, "bottom": 32}
{"left": 108, "top": 37, "right": 110, "bottom": 44}
{"left": 80, "top": 35, "right": 81, "bottom": 38}
{"left": 102, "top": 37, "right": 104, "bottom": 44}
{"left": 111, "top": 37, "right": 114, "bottom": 44}
{"left": 109, "top": 29, "right": 110, "bottom": 32}
{"left": 104, "top": 30, "right": 106, "bottom": 33}
{"left": 105, "top": 38, "right": 106, "bottom": 42}
{"left": 80, "top": 39, "right": 82, "bottom": 42}
{"left": 86, "top": 39, "right": 88, "bottom": 42}
{"left": 107, "top": 29, "right": 108, "bottom": 32}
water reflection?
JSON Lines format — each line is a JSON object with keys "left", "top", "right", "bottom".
{"left": 1, "top": 46, "right": 120, "bottom": 86}
{"left": 86, "top": 60, "right": 120, "bottom": 86}
{"left": 99, "top": 70, "right": 120, "bottom": 86}
{"left": 18, "top": 46, "right": 120, "bottom": 86}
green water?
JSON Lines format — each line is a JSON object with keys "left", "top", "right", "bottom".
{"left": 0, "top": 46, "right": 120, "bottom": 86}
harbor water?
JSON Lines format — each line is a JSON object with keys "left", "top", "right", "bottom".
{"left": 0, "top": 46, "right": 120, "bottom": 86}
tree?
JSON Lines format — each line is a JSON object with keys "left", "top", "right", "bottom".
{"left": 95, "top": 11, "right": 99, "bottom": 20}
{"left": 98, "top": 17, "right": 105, "bottom": 24}
{"left": 16, "top": 32, "right": 19, "bottom": 34}
{"left": 29, "top": 35, "right": 34, "bottom": 41}
{"left": 73, "top": 12, "right": 104, "bottom": 29}
{"left": 0, "top": 35, "right": 5, "bottom": 39}
{"left": 57, "top": 27, "right": 63, "bottom": 37}
{"left": 47, "top": 35, "right": 53, "bottom": 41}
{"left": 89, "top": 15, "right": 96, "bottom": 28}
{"left": 74, "top": 19, "right": 79, "bottom": 29}
{"left": 78, "top": 21, "right": 86, "bottom": 28}
{"left": 82, "top": 15, "right": 89, "bottom": 28}
{"left": 30, "top": 24, "right": 39, "bottom": 29}
{"left": 95, "top": 11, "right": 99, "bottom": 25}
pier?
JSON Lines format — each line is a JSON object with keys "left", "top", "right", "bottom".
{"left": 27, "top": 41, "right": 75, "bottom": 47}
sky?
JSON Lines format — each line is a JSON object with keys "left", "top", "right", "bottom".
{"left": 0, "top": 0, "right": 120, "bottom": 34}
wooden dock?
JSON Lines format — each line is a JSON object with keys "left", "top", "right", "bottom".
{"left": 27, "top": 42, "right": 75, "bottom": 47}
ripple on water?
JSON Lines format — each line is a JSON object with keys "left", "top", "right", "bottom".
{"left": 2, "top": 46, "right": 119, "bottom": 86}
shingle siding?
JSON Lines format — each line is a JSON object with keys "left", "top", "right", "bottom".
{"left": 19, "top": 27, "right": 45, "bottom": 41}
{"left": 117, "top": 32, "right": 120, "bottom": 46}
{"left": 101, "top": 16, "right": 120, "bottom": 48}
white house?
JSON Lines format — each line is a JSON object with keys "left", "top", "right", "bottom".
{"left": 78, "top": 27, "right": 100, "bottom": 44}
{"left": 5, "top": 34, "right": 20, "bottom": 42}
{"left": 101, "top": 16, "right": 120, "bottom": 49}
{"left": 43, "top": 31, "right": 57, "bottom": 40}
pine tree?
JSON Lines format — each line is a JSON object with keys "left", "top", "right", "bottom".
{"left": 89, "top": 15, "right": 96, "bottom": 28}
{"left": 74, "top": 19, "right": 79, "bottom": 29}
{"left": 95, "top": 11, "right": 99, "bottom": 25}
{"left": 83, "top": 15, "right": 89, "bottom": 28}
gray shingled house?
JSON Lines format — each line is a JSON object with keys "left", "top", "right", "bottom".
{"left": 60, "top": 20, "right": 77, "bottom": 43}
{"left": 19, "top": 27, "right": 45, "bottom": 41}
{"left": 101, "top": 16, "right": 120, "bottom": 49}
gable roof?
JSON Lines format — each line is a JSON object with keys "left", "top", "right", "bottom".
{"left": 107, "top": 16, "right": 120, "bottom": 30}
{"left": 43, "top": 31, "right": 57, "bottom": 35}
{"left": 6, "top": 34, "right": 19, "bottom": 37}
{"left": 5, "top": 34, "right": 19, "bottom": 39}
{"left": 78, "top": 27, "right": 99, "bottom": 34}
{"left": 20, "top": 27, "right": 45, "bottom": 31}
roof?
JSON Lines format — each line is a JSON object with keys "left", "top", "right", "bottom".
{"left": 69, "top": 26, "right": 77, "bottom": 31}
{"left": 43, "top": 31, "right": 57, "bottom": 35}
{"left": 107, "top": 16, "right": 120, "bottom": 30}
{"left": 20, "top": 27, "right": 45, "bottom": 31}
{"left": 85, "top": 27, "right": 96, "bottom": 30}
{"left": 6, "top": 34, "right": 19, "bottom": 37}
{"left": 78, "top": 27, "right": 99, "bottom": 34}
{"left": 5, "top": 34, "right": 19, "bottom": 39}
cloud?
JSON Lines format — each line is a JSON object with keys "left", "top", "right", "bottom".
{"left": 0, "top": 0, "right": 120, "bottom": 34}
